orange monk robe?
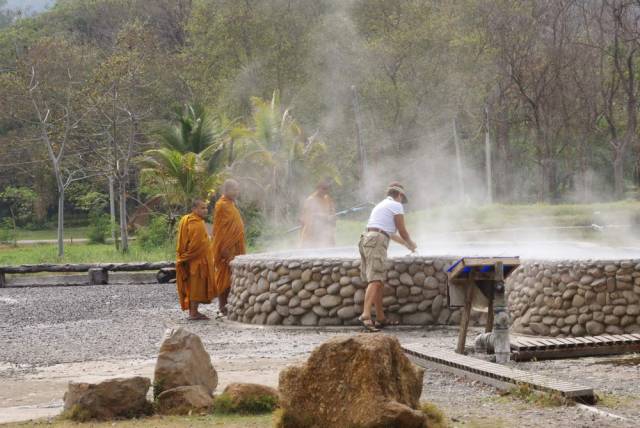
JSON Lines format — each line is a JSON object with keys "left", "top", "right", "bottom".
{"left": 175, "top": 213, "right": 215, "bottom": 310}
{"left": 212, "top": 196, "right": 246, "bottom": 297}
{"left": 300, "top": 191, "right": 336, "bottom": 248}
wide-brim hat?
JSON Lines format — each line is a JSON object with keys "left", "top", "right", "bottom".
{"left": 387, "top": 184, "right": 408, "bottom": 203}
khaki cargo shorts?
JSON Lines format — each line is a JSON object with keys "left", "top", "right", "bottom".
{"left": 358, "top": 231, "right": 389, "bottom": 283}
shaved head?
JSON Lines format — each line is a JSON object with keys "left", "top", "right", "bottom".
{"left": 222, "top": 179, "right": 240, "bottom": 200}
{"left": 191, "top": 198, "right": 208, "bottom": 218}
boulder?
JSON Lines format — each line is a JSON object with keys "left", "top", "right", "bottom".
{"left": 156, "top": 385, "right": 213, "bottom": 415}
{"left": 63, "top": 377, "right": 152, "bottom": 421}
{"left": 154, "top": 328, "right": 218, "bottom": 396}
{"left": 222, "top": 383, "right": 279, "bottom": 409}
{"left": 278, "top": 334, "right": 428, "bottom": 428}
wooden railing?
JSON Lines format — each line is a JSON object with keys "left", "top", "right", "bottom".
{"left": 0, "top": 262, "right": 175, "bottom": 287}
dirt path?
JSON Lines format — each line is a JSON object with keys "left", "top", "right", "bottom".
{"left": 1, "top": 282, "right": 639, "bottom": 427}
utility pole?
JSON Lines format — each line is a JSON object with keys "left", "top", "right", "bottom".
{"left": 452, "top": 117, "right": 465, "bottom": 202}
{"left": 351, "top": 85, "right": 370, "bottom": 201}
{"left": 484, "top": 105, "right": 493, "bottom": 204}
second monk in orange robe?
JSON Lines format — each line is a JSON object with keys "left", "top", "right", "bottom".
{"left": 212, "top": 179, "right": 246, "bottom": 315}
{"left": 176, "top": 199, "right": 215, "bottom": 320}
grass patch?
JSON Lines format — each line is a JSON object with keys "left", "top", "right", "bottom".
{"left": 13, "top": 226, "right": 91, "bottom": 241}
{"left": 592, "top": 354, "right": 640, "bottom": 366}
{"left": 462, "top": 418, "right": 508, "bottom": 428}
{"left": 595, "top": 392, "right": 637, "bottom": 409}
{"left": 0, "top": 242, "right": 174, "bottom": 265}
{"left": 59, "top": 404, "right": 93, "bottom": 423}
{"left": 420, "top": 401, "right": 449, "bottom": 428}
{"left": 504, "top": 383, "right": 571, "bottom": 407}
{"left": 212, "top": 393, "right": 278, "bottom": 415}
{"left": 0, "top": 413, "right": 273, "bottom": 427}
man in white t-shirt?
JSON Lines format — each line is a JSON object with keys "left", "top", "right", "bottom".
{"left": 358, "top": 182, "right": 416, "bottom": 331}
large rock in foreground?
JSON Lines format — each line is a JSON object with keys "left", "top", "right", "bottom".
{"left": 154, "top": 328, "right": 218, "bottom": 396}
{"left": 278, "top": 334, "right": 427, "bottom": 428}
{"left": 156, "top": 385, "right": 214, "bottom": 415}
{"left": 63, "top": 377, "right": 152, "bottom": 421}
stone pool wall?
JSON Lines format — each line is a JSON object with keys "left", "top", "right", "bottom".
{"left": 506, "top": 260, "right": 640, "bottom": 336}
{"left": 228, "top": 255, "right": 640, "bottom": 336}
{"left": 227, "top": 256, "right": 488, "bottom": 327}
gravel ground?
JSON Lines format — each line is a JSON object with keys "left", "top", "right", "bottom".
{"left": 1, "top": 281, "right": 639, "bottom": 427}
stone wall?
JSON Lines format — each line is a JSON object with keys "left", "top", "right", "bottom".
{"left": 227, "top": 256, "right": 489, "bottom": 327}
{"left": 506, "top": 260, "right": 640, "bottom": 336}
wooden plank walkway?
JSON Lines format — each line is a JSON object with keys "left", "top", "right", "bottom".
{"left": 510, "top": 334, "right": 640, "bottom": 361}
{"left": 402, "top": 344, "right": 595, "bottom": 402}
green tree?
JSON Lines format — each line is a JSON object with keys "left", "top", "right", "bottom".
{"left": 0, "top": 185, "right": 37, "bottom": 245}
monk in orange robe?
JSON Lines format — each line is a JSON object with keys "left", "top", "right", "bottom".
{"left": 212, "top": 179, "right": 246, "bottom": 315}
{"left": 175, "top": 199, "right": 215, "bottom": 320}
{"left": 300, "top": 180, "right": 336, "bottom": 248}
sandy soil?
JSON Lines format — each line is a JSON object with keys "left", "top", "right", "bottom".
{"left": 1, "top": 281, "right": 639, "bottom": 427}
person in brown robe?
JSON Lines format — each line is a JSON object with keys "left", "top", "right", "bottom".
{"left": 300, "top": 179, "right": 336, "bottom": 248}
{"left": 212, "top": 179, "right": 246, "bottom": 315}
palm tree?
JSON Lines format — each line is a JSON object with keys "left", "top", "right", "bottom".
{"left": 140, "top": 104, "right": 238, "bottom": 210}
{"left": 230, "top": 92, "right": 339, "bottom": 223}
{"left": 139, "top": 148, "right": 222, "bottom": 210}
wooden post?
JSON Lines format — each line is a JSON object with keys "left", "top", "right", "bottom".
{"left": 456, "top": 277, "right": 475, "bottom": 354}
{"left": 486, "top": 261, "right": 503, "bottom": 333}
{"left": 486, "top": 299, "right": 494, "bottom": 333}
{"left": 88, "top": 268, "right": 108, "bottom": 285}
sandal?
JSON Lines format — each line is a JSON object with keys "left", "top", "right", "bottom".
{"left": 375, "top": 318, "right": 400, "bottom": 329}
{"left": 359, "top": 316, "right": 380, "bottom": 332}
{"left": 187, "top": 313, "right": 210, "bottom": 321}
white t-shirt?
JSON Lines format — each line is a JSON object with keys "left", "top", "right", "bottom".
{"left": 366, "top": 197, "right": 404, "bottom": 234}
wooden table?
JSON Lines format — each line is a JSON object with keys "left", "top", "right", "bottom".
{"left": 447, "top": 257, "right": 520, "bottom": 354}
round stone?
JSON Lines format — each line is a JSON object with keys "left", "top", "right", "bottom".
{"left": 339, "top": 285, "right": 356, "bottom": 298}
{"left": 298, "top": 290, "right": 312, "bottom": 299}
{"left": 399, "top": 273, "right": 413, "bottom": 286}
{"left": 314, "top": 288, "right": 327, "bottom": 297}
{"left": 398, "top": 303, "right": 418, "bottom": 314}
{"left": 289, "top": 296, "right": 301, "bottom": 308}
{"left": 266, "top": 312, "right": 282, "bottom": 325}
{"left": 613, "top": 306, "right": 627, "bottom": 317}
{"left": 320, "top": 295, "right": 342, "bottom": 308}
{"left": 571, "top": 324, "right": 585, "bottom": 336}
{"left": 300, "top": 312, "right": 318, "bottom": 326}
{"left": 327, "top": 283, "right": 341, "bottom": 295}
{"left": 396, "top": 286, "right": 410, "bottom": 298}
{"left": 304, "top": 281, "right": 320, "bottom": 291}
{"left": 585, "top": 320, "right": 604, "bottom": 335}
{"left": 312, "top": 305, "right": 329, "bottom": 317}
{"left": 337, "top": 306, "right": 357, "bottom": 319}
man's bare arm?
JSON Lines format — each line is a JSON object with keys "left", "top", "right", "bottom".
{"left": 389, "top": 233, "right": 407, "bottom": 246}
{"left": 394, "top": 214, "right": 417, "bottom": 251}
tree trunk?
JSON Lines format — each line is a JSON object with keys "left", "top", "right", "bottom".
{"left": 118, "top": 179, "right": 129, "bottom": 253}
{"left": 108, "top": 175, "right": 118, "bottom": 248}
{"left": 613, "top": 145, "right": 625, "bottom": 199}
{"left": 57, "top": 186, "right": 64, "bottom": 258}
{"left": 8, "top": 207, "right": 17, "bottom": 247}
{"left": 494, "top": 106, "right": 510, "bottom": 202}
